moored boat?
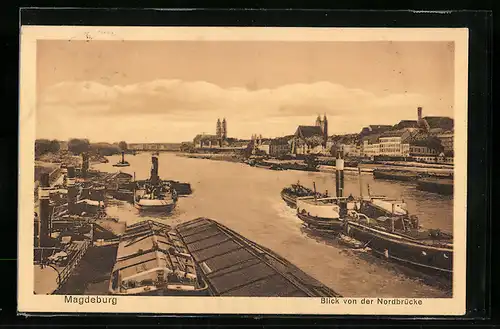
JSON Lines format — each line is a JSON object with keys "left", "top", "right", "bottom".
{"left": 416, "top": 177, "right": 454, "bottom": 195}
{"left": 133, "top": 155, "right": 177, "bottom": 213}
{"left": 373, "top": 169, "right": 418, "bottom": 181}
{"left": 109, "top": 220, "right": 209, "bottom": 296}
{"left": 344, "top": 210, "right": 453, "bottom": 275}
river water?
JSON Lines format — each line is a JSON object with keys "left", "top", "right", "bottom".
{"left": 93, "top": 152, "right": 453, "bottom": 298}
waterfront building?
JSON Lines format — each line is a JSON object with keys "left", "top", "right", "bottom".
{"left": 329, "top": 134, "right": 360, "bottom": 157}
{"left": 379, "top": 130, "right": 412, "bottom": 157}
{"left": 269, "top": 136, "right": 294, "bottom": 157}
{"left": 361, "top": 134, "right": 381, "bottom": 158}
{"left": 437, "top": 131, "right": 454, "bottom": 153}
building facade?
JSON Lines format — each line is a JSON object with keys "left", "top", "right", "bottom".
{"left": 378, "top": 130, "right": 412, "bottom": 157}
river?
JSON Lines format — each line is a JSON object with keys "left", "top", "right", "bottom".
{"left": 93, "top": 152, "right": 453, "bottom": 298}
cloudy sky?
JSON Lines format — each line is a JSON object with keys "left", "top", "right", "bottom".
{"left": 36, "top": 40, "right": 454, "bottom": 143}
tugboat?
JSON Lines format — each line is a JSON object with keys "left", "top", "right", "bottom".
{"left": 295, "top": 153, "right": 357, "bottom": 233}
{"left": 113, "top": 151, "right": 130, "bottom": 167}
{"left": 343, "top": 168, "right": 454, "bottom": 275}
{"left": 280, "top": 182, "right": 327, "bottom": 208}
{"left": 134, "top": 155, "right": 177, "bottom": 213}
{"left": 344, "top": 209, "right": 453, "bottom": 275}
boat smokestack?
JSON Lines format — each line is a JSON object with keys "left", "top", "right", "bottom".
{"left": 358, "top": 167, "right": 363, "bottom": 198}
{"left": 67, "top": 166, "right": 77, "bottom": 215}
{"left": 39, "top": 172, "right": 51, "bottom": 247}
{"left": 150, "top": 155, "right": 159, "bottom": 185}
{"left": 121, "top": 151, "right": 125, "bottom": 164}
{"left": 81, "top": 152, "right": 89, "bottom": 178}
{"left": 335, "top": 151, "right": 345, "bottom": 198}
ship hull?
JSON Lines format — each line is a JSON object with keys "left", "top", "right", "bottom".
{"left": 280, "top": 191, "right": 297, "bottom": 208}
{"left": 134, "top": 201, "right": 176, "bottom": 213}
{"left": 373, "top": 170, "right": 418, "bottom": 181}
{"left": 344, "top": 221, "right": 453, "bottom": 275}
{"left": 297, "top": 212, "right": 344, "bottom": 233}
{"left": 113, "top": 163, "right": 130, "bottom": 167}
{"left": 416, "top": 179, "right": 453, "bottom": 195}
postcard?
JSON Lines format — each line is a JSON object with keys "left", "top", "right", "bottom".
{"left": 18, "top": 25, "right": 468, "bottom": 315}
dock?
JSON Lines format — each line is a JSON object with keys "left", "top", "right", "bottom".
{"left": 176, "top": 218, "right": 341, "bottom": 297}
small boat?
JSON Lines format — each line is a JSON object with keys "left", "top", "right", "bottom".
{"left": 280, "top": 182, "right": 327, "bottom": 208}
{"left": 113, "top": 152, "right": 130, "bottom": 167}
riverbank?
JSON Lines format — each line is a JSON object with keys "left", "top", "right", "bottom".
{"left": 175, "top": 152, "right": 453, "bottom": 176}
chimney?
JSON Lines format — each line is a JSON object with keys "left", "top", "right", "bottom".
{"left": 335, "top": 151, "right": 345, "bottom": 198}
{"left": 81, "top": 153, "right": 89, "bottom": 178}
{"left": 150, "top": 156, "right": 159, "bottom": 185}
{"left": 39, "top": 172, "right": 51, "bottom": 247}
{"left": 121, "top": 151, "right": 125, "bottom": 163}
{"left": 67, "top": 166, "right": 77, "bottom": 215}
{"left": 417, "top": 107, "right": 423, "bottom": 122}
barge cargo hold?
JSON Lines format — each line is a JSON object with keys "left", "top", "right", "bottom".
{"left": 109, "top": 220, "right": 209, "bottom": 296}
{"left": 176, "top": 218, "right": 341, "bottom": 297}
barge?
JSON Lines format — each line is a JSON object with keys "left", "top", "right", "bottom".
{"left": 373, "top": 169, "right": 419, "bottom": 181}
{"left": 416, "top": 177, "right": 454, "bottom": 195}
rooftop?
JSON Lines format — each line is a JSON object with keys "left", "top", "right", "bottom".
{"left": 422, "top": 116, "right": 454, "bottom": 130}
{"left": 295, "top": 126, "right": 323, "bottom": 138}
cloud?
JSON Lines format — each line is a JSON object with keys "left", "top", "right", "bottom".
{"left": 37, "top": 79, "right": 453, "bottom": 142}
{"left": 39, "top": 79, "right": 431, "bottom": 121}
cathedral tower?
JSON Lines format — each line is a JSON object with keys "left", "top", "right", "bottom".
{"left": 322, "top": 114, "right": 328, "bottom": 146}
{"left": 222, "top": 118, "right": 227, "bottom": 141}
{"left": 216, "top": 119, "right": 222, "bottom": 139}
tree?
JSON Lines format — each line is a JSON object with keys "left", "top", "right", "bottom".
{"left": 35, "top": 139, "right": 51, "bottom": 157}
{"left": 68, "top": 139, "right": 90, "bottom": 155}
{"left": 90, "top": 142, "right": 121, "bottom": 156}
{"left": 180, "top": 142, "right": 195, "bottom": 153}
{"left": 118, "top": 141, "right": 128, "bottom": 151}
{"left": 49, "top": 140, "right": 60, "bottom": 153}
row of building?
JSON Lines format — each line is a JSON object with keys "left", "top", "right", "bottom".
{"left": 250, "top": 107, "right": 454, "bottom": 164}
{"left": 188, "top": 107, "right": 454, "bottom": 164}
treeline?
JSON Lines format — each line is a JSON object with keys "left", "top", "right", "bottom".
{"left": 67, "top": 139, "right": 128, "bottom": 156}
{"left": 36, "top": 138, "right": 129, "bottom": 156}
{"left": 35, "top": 139, "right": 60, "bottom": 157}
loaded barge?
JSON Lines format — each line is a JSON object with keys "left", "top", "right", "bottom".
{"left": 416, "top": 177, "right": 454, "bottom": 195}
{"left": 107, "top": 218, "right": 341, "bottom": 297}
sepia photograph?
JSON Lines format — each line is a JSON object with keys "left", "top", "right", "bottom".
{"left": 18, "top": 26, "right": 468, "bottom": 315}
